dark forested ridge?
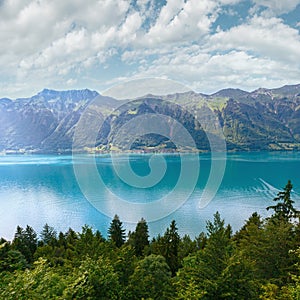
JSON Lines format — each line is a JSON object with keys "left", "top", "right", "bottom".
{"left": 1, "top": 181, "right": 300, "bottom": 299}
{"left": 1, "top": 84, "right": 300, "bottom": 153}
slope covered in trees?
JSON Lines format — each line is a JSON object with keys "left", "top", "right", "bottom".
{"left": 1, "top": 84, "right": 300, "bottom": 153}
{"left": 0, "top": 181, "right": 300, "bottom": 299}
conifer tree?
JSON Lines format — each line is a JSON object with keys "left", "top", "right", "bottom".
{"left": 133, "top": 218, "right": 149, "bottom": 256}
{"left": 12, "top": 225, "right": 37, "bottom": 264}
{"left": 40, "top": 224, "right": 57, "bottom": 246}
{"left": 163, "top": 220, "right": 181, "bottom": 276}
{"left": 233, "top": 212, "right": 263, "bottom": 245}
{"left": 267, "top": 180, "right": 300, "bottom": 221}
{"left": 108, "top": 215, "right": 126, "bottom": 248}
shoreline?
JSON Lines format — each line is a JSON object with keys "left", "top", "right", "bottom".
{"left": 1, "top": 147, "right": 300, "bottom": 156}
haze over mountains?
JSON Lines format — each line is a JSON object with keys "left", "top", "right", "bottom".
{"left": 1, "top": 84, "right": 300, "bottom": 153}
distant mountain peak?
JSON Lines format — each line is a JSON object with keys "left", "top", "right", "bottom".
{"left": 38, "top": 88, "right": 98, "bottom": 95}
{"left": 27, "top": 88, "right": 99, "bottom": 104}
{"left": 39, "top": 88, "right": 53, "bottom": 93}
{"left": 211, "top": 88, "right": 249, "bottom": 98}
{"left": 1, "top": 83, "right": 300, "bottom": 153}
{"left": 251, "top": 84, "right": 300, "bottom": 98}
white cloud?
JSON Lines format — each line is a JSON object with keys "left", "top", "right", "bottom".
{"left": 0, "top": 0, "right": 131, "bottom": 57}
{"left": 0, "top": 0, "right": 135, "bottom": 95}
{"left": 144, "top": 0, "right": 218, "bottom": 45}
{"left": 252, "top": 0, "right": 300, "bottom": 15}
{"left": 219, "top": 0, "right": 242, "bottom": 4}
{"left": 0, "top": 0, "right": 299, "bottom": 98}
{"left": 119, "top": 7, "right": 300, "bottom": 93}
{"left": 132, "top": 48, "right": 300, "bottom": 93}
{"left": 103, "top": 78, "right": 191, "bottom": 99}
{"left": 209, "top": 15, "right": 300, "bottom": 63}
{"left": 118, "top": 12, "right": 142, "bottom": 44}
{"left": 66, "top": 78, "right": 77, "bottom": 86}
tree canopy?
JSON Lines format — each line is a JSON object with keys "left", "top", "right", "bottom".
{"left": 0, "top": 180, "right": 299, "bottom": 299}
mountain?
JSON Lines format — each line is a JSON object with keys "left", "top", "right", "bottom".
{"left": 211, "top": 88, "right": 250, "bottom": 99}
{"left": 0, "top": 89, "right": 99, "bottom": 152}
{"left": 0, "top": 84, "right": 300, "bottom": 153}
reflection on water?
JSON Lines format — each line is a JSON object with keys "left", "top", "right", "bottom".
{"left": 0, "top": 152, "right": 299, "bottom": 240}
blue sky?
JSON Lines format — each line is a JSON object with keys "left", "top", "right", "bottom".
{"left": 0, "top": 0, "right": 300, "bottom": 98}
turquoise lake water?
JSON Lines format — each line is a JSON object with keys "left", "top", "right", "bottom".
{"left": 0, "top": 152, "right": 299, "bottom": 240}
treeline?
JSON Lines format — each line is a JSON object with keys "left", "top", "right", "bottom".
{"left": 0, "top": 180, "right": 300, "bottom": 299}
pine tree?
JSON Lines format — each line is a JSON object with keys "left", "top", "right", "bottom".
{"left": 267, "top": 180, "right": 300, "bottom": 221}
{"left": 233, "top": 212, "right": 263, "bottom": 245}
{"left": 108, "top": 215, "right": 126, "bottom": 248}
{"left": 203, "top": 211, "right": 233, "bottom": 277}
{"left": 133, "top": 218, "right": 149, "bottom": 256}
{"left": 176, "top": 212, "right": 260, "bottom": 299}
{"left": 40, "top": 224, "right": 57, "bottom": 246}
{"left": 65, "top": 228, "right": 78, "bottom": 246}
{"left": 178, "top": 234, "right": 197, "bottom": 261}
{"left": 163, "top": 220, "right": 181, "bottom": 276}
{"left": 12, "top": 225, "right": 37, "bottom": 264}
{"left": 76, "top": 225, "right": 105, "bottom": 258}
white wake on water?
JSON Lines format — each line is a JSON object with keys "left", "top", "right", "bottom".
{"left": 254, "top": 178, "right": 299, "bottom": 200}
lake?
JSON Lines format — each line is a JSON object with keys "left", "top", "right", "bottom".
{"left": 0, "top": 152, "right": 299, "bottom": 240}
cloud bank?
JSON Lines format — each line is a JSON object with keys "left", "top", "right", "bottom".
{"left": 0, "top": 0, "right": 300, "bottom": 97}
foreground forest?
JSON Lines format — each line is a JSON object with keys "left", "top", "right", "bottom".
{"left": 1, "top": 181, "right": 300, "bottom": 299}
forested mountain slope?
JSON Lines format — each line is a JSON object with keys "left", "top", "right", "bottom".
{"left": 1, "top": 84, "right": 300, "bottom": 152}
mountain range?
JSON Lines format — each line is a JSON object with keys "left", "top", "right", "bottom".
{"left": 1, "top": 84, "right": 300, "bottom": 153}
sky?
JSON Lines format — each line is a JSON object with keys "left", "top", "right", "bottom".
{"left": 0, "top": 0, "right": 300, "bottom": 98}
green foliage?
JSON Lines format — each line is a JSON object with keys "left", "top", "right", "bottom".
{"left": 126, "top": 254, "right": 172, "bottom": 300}
{"left": 195, "top": 231, "right": 208, "bottom": 250}
{"left": 113, "top": 245, "right": 136, "bottom": 287}
{"left": 0, "top": 239, "right": 27, "bottom": 271}
{"left": 236, "top": 215, "right": 298, "bottom": 285}
{"left": 131, "top": 217, "right": 149, "bottom": 256}
{"left": 39, "top": 223, "right": 57, "bottom": 246}
{"left": 0, "top": 258, "right": 66, "bottom": 300}
{"left": 75, "top": 225, "right": 105, "bottom": 258}
{"left": 0, "top": 249, "right": 27, "bottom": 272}
{"left": 163, "top": 220, "right": 181, "bottom": 276}
{"left": 259, "top": 283, "right": 295, "bottom": 300}
{"left": 108, "top": 214, "right": 126, "bottom": 248}
{"left": 201, "top": 212, "right": 234, "bottom": 277}
{"left": 259, "top": 218, "right": 297, "bottom": 283}
{"left": 63, "top": 256, "right": 120, "bottom": 300}
{"left": 12, "top": 225, "right": 38, "bottom": 264}
{"left": 234, "top": 212, "right": 263, "bottom": 244}
{"left": 277, "top": 247, "right": 300, "bottom": 300}
{"left": 267, "top": 180, "right": 300, "bottom": 221}
{"left": 218, "top": 253, "right": 260, "bottom": 299}
{"left": 176, "top": 212, "right": 259, "bottom": 299}
{"left": 150, "top": 220, "right": 181, "bottom": 276}
{"left": 1, "top": 183, "right": 299, "bottom": 300}
{"left": 178, "top": 234, "right": 197, "bottom": 261}
{"left": 259, "top": 283, "right": 282, "bottom": 299}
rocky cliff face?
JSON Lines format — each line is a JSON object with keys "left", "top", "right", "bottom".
{"left": 0, "top": 84, "right": 300, "bottom": 153}
{"left": 217, "top": 85, "right": 300, "bottom": 150}
{"left": 0, "top": 89, "right": 99, "bottom": 151}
